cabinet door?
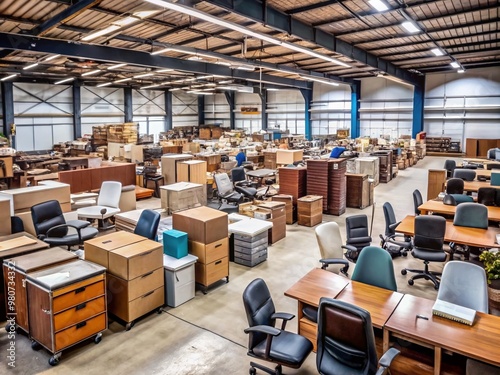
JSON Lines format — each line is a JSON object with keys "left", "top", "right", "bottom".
{"left": 27, "top": 282, "right": 53, "bottom": 351}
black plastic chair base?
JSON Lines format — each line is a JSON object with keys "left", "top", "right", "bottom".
{"left": 249, "top": 361, "right": 282, "bottom": 375}
{"left": 97, "top": 218, "right": 115, "bottom": 231}
{"left": 402, "top": 262, "right": 442, "bottom": 289}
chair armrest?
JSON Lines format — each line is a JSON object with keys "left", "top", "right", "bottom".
{"left": 46, "top": 223, "right": 83, "bottom": 243}
{"left": 376, "top": 347, "right": 400, "bottom": 375}
{"left": 341, "top": 244, "right": 357, "bottom": 252}
{"left": 319, "top": 258, "right": 349, "bottom": 276}
{"left": 388, "top": 221, "right": 401, "bottom": 231}
{"left": 244, "top": 325, "right": 281, "bottom": 336}
{"left": 272, "top": 312, "right": 295, "bottom": 330}
{"left": 66, "top": 220, "right": 91, "bottom": 230}
{"left": 385, "top": 235, "right": 412, "bottom": 249}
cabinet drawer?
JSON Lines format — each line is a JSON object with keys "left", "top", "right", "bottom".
{"left": 111, "top": 286, "right": 164, "bottom": 323}
{"left": 55, "top": 312, "right": 106, "bottom": 352}
{"left": 107, "top": 267, "right": 164, "bottom": 303}
{"left": 299, "top": 317, "right": 317, "bottom": 352}
{"left": 189, "top": 238, "right": 228, "bottom": 264}
{"left": 53, "top": 280, "right": 105, "bottom": 313}
{"left": 165, "top": 264, "right": 194, "bottom": 288}
{"left": 53, "top": 296, "right": 106, "bottom": 332}
{"left": 195, "top": 256, "right": 228, "bottom": 286}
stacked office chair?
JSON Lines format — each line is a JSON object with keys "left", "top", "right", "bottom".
{"left": 142, "top": 165, "right": 164, "bottom": 198}
{"left": 477, "top": 187, "right": 496, "bottom": 206}
{"left": 316, "top": 298, "right": 400, "bottom": 375}
{"left": 134, "top": 209, "right": 161, "bottom": 241}
{"left": 486, "top": 148, "right": 498, "bottom": 160}
{"left": 444, "top": 159, "right": 456, "bottom": 179}
{"left": 31, "top": 200, "right": 99, "bottom": 249}
{"left": 352, "top": 246, "right": 398, "bottom": 292}
{"left": 450, "top": 203, "right": 488, "bottom": 260}
{"left": 437, "top": 261, "right": 488, "bottom": 313}
{"left": 401, "top": 215, "right": 447, "bottom": 290}
{"left": 445, "top": 177, "right": 464, "bottom": 194}
{"left": 77, "top": 181, "right": 122, "bottom": 230}
{"left": 453, "top": 169, "right": 476, "bottom": 181}
{"left": 213, "top": 172, "right": 243, "bottom": 208}
{"left": 242, "top": 278, "right": 313, "bottom": 375}
{"left": 412, "top": 189, "right": 423, "bottom": 215}
{"left": 345, "top": 215, "right": 372, "bottom": 262}
{"left": 380, "top": 202, "right": 412, "bottom": 258}
{"left": 231, "top": 167, "right": 258, "bottom": 199}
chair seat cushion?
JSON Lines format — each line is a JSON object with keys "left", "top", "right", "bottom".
{"left": 302, "top": 305, "right": 318, "bottom": 323}
{"left": 45, "top": 227, "right": 99, "bottom": 246}
{"left": 235, "top": 186, "right": 257, "bottom": 196}
{"left": 412, "top": 247, "right": 447, "bottom": 262}
{"left": 77, "top": 206, "right": 120, "bottom": 219}
{"left": 252, "top": 330, "right": 313, "bottom": 367}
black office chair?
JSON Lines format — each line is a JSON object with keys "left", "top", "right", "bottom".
{"left": 444, "top": 159, "right": 456, "bottom": 179}
{"left": 486, "top": 162, "right": 500, "bottom": 170}
{"left": 450, "top": 203, "right": 488, "bottom": 260}
{"left": 142, "top": 165, "right": 164, "bottom": 198}
{"left": 401, "top": 215, "right": 447, "bottom": 290}
{"left": 453, "top": 169, "right": 476, "bottom": 181}
{"left": 412, "top": 189, "right": 423, "bottom": 215}
{"left": 134, "top": 209, "right": 161, "bottom": 240}
{"left": 213, "top": 172, "right": 243, "bottom": 208}
{"left": 445, "top": 178, "right": 464, "bottom": 194}
{"left": 231, "top": 167, "right": 258, "bottom": 199}
{"left": 11, "top": 216, "right": 25, "bottom": 234}
{"left": 31, "top": 200, "right": 99, "bottom": 249}
{"left": 316, "top": 298, "right": 400, "bottom": 375}
{"left": 345, "top": 215, "right": 372, "bottom": 262}
{"left": 477, "top": 187, "right": 496, "bottom": 206}
{"left": 379, "top": 202, "right": 411, "bottom": 258}
{"left": 242, "top": 278, "right": 313, "bottom": 375}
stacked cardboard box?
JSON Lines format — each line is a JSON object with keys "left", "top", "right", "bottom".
{"left": 297, "top": 195, "right": 323, "bottom": 227}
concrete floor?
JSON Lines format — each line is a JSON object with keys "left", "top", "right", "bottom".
{"left": 0, "top": 156, "right": 464, "bottom": 375}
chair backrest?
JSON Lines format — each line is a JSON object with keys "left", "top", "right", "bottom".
{"left": 242, "top": 278, "right": 276, "bottom": 350}
{"left": 11, "top": 216, "right": 25, "bottom": 234}
{"left": 437, "top": 261, "right": 489, "bottom": 313}
{"left": 443, "top": 194, "right": 457, "bottom": 206}
{"left": 487, "top": 148, "right": 496, "bottom": 160}
{"left": 142, "top": 165, "right": 158, "bottom": 176}
{"left": 477, "top": 187, "right": 497, "bottom": 206}
{"left": 351, "top": 246, "right": 397, "bottom": 291}
{"left": 453, "top": 202, "right": 488, "bottom": 229}
{"left": 134, "top": 209, "right": 161, "bottom": 240}
{"left": 486, "top": 162, "right": 500, "bottom": 170}
{"left": 413, "top": 189, "right": 423, "bottom": 215}
{"left": 231, "top": 167, "right": 247, "bottom": 183}
{"left": 214, "top": 172, "right": 234, "bottom": 196}
{"left": 315, "top": 222, "right": 344, "bottom": 273}
{"left": 97, "top": 181, "right": 122, "bottom": 208}
{"left": 316, "top": 298, "right": 378, "bottom": 375}
{"left": 453, "top": 169, "right": 476, "bottom": 181}
{"left": 449, "top": 194, "right": 474, "bottom": 205}
{"left": 414, "top": 215, "right": 446, "bottom": 251}
{"left": 382, "top": 202, "right": 397, "bottom": 237}
{"left": 491, "top": 172, "right": 500, "bottom": 186}
{"left": 31, "top": 200, "right": 67, "bottom": 237}
{"left": 444, "top": 159, "right": 456, "bottom": 178}
{"left": 346, "top": 215, "right": 370, "bottom": 240}
{"left": 446, "top": 178, "right": 464, "bottom": 194}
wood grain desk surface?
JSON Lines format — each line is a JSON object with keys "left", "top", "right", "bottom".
{"left": 418, "top": 199, "right": 500, "bottom": 221}
{"left": 463, "top": 180, "right": 494, "bottom": 192}
{"left": 0, "top": 232, "right": 49, "bottom": 258}
{"left": 396, "top": 215, "right": 500, "bottom": 248}
{"left": 384, "top": 294, "right": 500, "bottom": 368}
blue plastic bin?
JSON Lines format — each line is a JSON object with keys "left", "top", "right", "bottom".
{"left": 163, "top": 229, "right": 188, "bottom": 259}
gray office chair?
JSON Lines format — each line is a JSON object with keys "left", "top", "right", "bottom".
{"left": 345, "top": 215, "right": 372, "bottom": 262}
{"left": 453, "top": 169, "right": 476, "bottom": 181}
{"left": 444, "top": 159, "right": 456, "bottom": 179}
{"left": 213, "top": 172, "right": 243, "bottom": 208}
{"left": 450, "top": 203, "right": 488, "bottom": 260}
{"left": 437, "top": 261, "right": 488, "bottom": 313}
{"left": 380, "top": 202, "right": 411, "bottom": 258}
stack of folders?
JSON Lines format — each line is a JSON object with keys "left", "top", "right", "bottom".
{"left": 432, "top": 299, "right": 476, "bottom": 326}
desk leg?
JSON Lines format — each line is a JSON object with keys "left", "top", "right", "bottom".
{"left": 297, "top": 301, "right": 304, "bottom": 335}
{"left": 434, "top": 346, "right": 441, "bottom": 375}
{"left": 382, "top": 329, "right": 389, "bottom": 353}
{"left": 421, "top": 209, "right": 429, "bottom": 215}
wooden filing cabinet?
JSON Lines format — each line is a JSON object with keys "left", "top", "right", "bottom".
{"left": 176, "top": 160, "right": 207, "bottom": 185}
{"left": 345, "top": 173, "right": 372, "bottom": 209}
{"left": 0, "top": 196, "right": 11, "bottom": 235}
{"left": 160, "top": 154, "right": 194, "bottom": 184}
{"left": 2, "top": 248, "right": 78, "bottom": 333}
{"left": 257, "top": 201, "right": 286, "bottom": 243}
{"left": 272, "top": 194, "right": 295, "bottom": 224}
{"left": 26, "top": 260, "right": 107, "bottom": 366}
{"left": 297, "top": 195, "right": 323, "bottom": 227}
{"left": 263, "top": 151, "right": 277, "bottom": 169}
{"left": 427, "top": 169, "right": 446, "bottom": 201}
{"left": 189, "top": 238, "right": 229, "bottom": 293}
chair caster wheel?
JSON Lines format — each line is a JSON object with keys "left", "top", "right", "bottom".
{"left": 49, "top": 355, "right": 60, "bottom": 366}
{"left": 94, "top": 333, "right": 102, "bottom": 344}
{"left": 408, "top": 279, "right": 414, "bottom": 286}
{"left": 249, "top": 368, "right": 256, "bottom": 375}
{"left": 157, "top": 307, "right": 163, "bottom": 314}
{"left": 434, "top": 284, "right": 439, "bottom": 290}
{"left": 401, "top": 269, "right": 407, "bottom": 275}
{"left": 5, "top": 323, "right": 16, "bottom": 333}
{"left": 125, "top": 321, "right": 135, "bottom": 331}
{"left": 31, "top": 341, "right": 42, "bottom": 351}
{"left": 403, "top": 252, "right": 408, "bottom": 257}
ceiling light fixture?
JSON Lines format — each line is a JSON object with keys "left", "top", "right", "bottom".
{"left": 457, "top": 69, "right": 465, "bottom": 74}
{"left": 169, "top": 88, "right": 182, "bottom": 91}
{"left": 134, "top": 73, "right": 154, "bottom": 78}
{"left": 266, "top": 88, "right": 281, "bottom": 91}
{"left": 1, "top": 74, "right": 18, "bottom": 81}
{"left": 216, "top": 61, "right": 231, "bottom": 66}
{"left": 235, "top": 65, "right": 255, "bottom": 71}
{"left": 368, "top": 0, "right": 389, "bottom": 12}
{"left": 218, "top": 80, "right": 233, "bottom": 84}
{"left": 82, "top": 25, "right": 121, "bottom": 41}
{"left": 431, "top": 48, "right": 444, "bottom": 56}
{"left": 143, "top": 0, "right": 350, "bottom": 67}
{"left": 450, "top": 61, "right": 460, "bottom": 68}
{"left": 23, "top": 63, "right": 39, "bottom": 70}
{"left": 82, "top": 69, "right": 101, "bottom": 76}
{"left": 301, "top": 75, "right": 339, "bottom": 86}
{"left": 108, "top": 63, "right": 127, "bottom": 70}
{"left": 55, "top": 77, "right": 74, "bottom": 85}
{"left": 401, "top": 21, "right": 420, "bottom": 33}
{"left": 97, "top": 82, "right": 112, "bottom": 87}
{"left": 141, "top": 83, "right": 162, "bottom": 89}
{"left": 44, "top": 54, "right": 61, "bottom": 62}
{"left": 156, "top": 68, "right": 173, "bottom": 73}
{"left": 114, "top": 77, "right": 132, "bottom": 83}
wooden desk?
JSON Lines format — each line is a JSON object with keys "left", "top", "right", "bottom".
{"left": 418, "top": 200, "right": 500, "bottom": 222}
{"left": 246, "top": 168, "right": 276, "bottom": 186}
{"left": 475, "top": 169, "right": 493, "bottom": 179}
{"left": 396, "top": 215, "right": 500, "bottom": 248}
{"left": 383, "top": 294, "right": 500, "bottom": 375}
{"left": 463, "top": 180, "right": 492, "bottom": 192}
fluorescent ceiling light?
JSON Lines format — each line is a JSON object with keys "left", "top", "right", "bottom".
{"left": 218, "top": 80, "right": 233, "bottom": 84}
{"left": 151, "top": 47, "right": 170, "bottom": 55}
{"left": 97, "top": 82, "right": 112, "bottom": 87}
{"left": 197, "top": 75, "right": 213, "bottom": 80}
{"left": 450, "top": 61, "right": 460, "bottom": 68}
{"left": 82, "top": 69, "right": 101, "bottom": 76}
{"left": 156, "top": 68, "right": 173, "bottom": 73}
{"left": 134, "top": 73, "right": 154, "bottom": 78}
{"left": 217, "top": 86, "right": 238, "bottom": 90}
{"left": 141, "top": 84, "right": 162, "bottom": 89}
{"left": 187, "top": 56, "right": 203, "bottom": 61}
{"left": 55, "top": 77, "right": 74, "bottom": 85}
{"left": 114, "top": 77, "right": 132, "bottom": 83}
{"left": 114, "top": 16, "right": 139, "bottom": 27}
{"left": 23, "top": 63, "right": 39, "bottom": 70}
{"left": 302, "top": 75, "right": 339, "bottom": 86}
{"left": 283, "top": 43, "right": 350, "bottom": 67}
{"left": 82, "top": 25, "right": 121, "bottom": 41}
{"left": 431, "top": 48, "right": 444, "bottom": 56}
{"left": 108, "top": 63, "right": 127, "bottom": 70}
{"left": 44, "top": 54, "right": 61, "bottom": 62}
{"left": 1, "top": 74, "right": 17, "bottom": 81}
{"left": 266, "top": 88, "right": 280, "bottom": 91}
{"left": 235, "top": 65, "right": 255, "bottom": 71}
{"left": 133, "top": 10, "right": 159, "bottom": 19}
{"left": 169, "top": 88, "right": 182, "bottom": 91}
{"left": 187, "top": 90, "right": 213, "bottom": 95}
{"left": 216, "top": 61, "right": 231, "bottom": 66}
{"left": 457, "top": 69, "right": 465, "bottom": 74}
{"left": 368, "top": 0, "right": 389, "bottom": 11}
{"left": 401, "top": 21, "right": 420, "bottom": 33}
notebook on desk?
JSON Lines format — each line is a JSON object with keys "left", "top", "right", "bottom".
{"left": 432, "top": 299, "right": 476, "bottom": 326}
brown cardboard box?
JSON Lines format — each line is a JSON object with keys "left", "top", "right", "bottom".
{"left": 108, "top": 284, "right": 164, "bottom": 322}
{"left": 173, "top": 206, "right": 228, "bottom": 244}
{"left": 276, "top": 150, "right": 303, "bottom": 165}
{"left": 107, "top": 268, "right": 164, "bottom": 305}
{"left": 0, "top": 183, "right": 71, "bottom": 215}
{"left": 108, "top": 240, "right": 163, "bottom": 280}
{"left": 84, "top": 232, "right": 145, "bottom": 269}
{"left": 189, "top": 238, "right": 228, "bottom": 264}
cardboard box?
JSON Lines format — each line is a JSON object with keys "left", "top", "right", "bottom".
{"left": 84, "top": 232, "right": 145, "bottom": 269}
{"left": 272, "top": 195, "right": 294, "bottom": 224}
{"left": 0, "top": 183, "right": 71, "bottom": 215}
{"left": 163, "top": 229, "right": 188, "bottom": 258}
{"left": 172, "top": 206, "right": 228, "bottom": 244}
{"left": 107, "top": 268, "right": 164, "bottom": 304}
{"left": 108, "top": 284, "right": 164, "bottom": 322}
{"left": 276, "top": 150, "right": 303, "bottom": 165}
{"left": 108, "top": 240, "right": 163, "bottom": 280}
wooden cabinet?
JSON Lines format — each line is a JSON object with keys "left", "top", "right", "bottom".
{"left": 371, "top": 150, "right": 393, "bottom": 183}
{"left": 466, "top": 138, "right": 500, "bottom": 158}
{"left": 427, "top": 169, "right": 446, "bottom": 201}
{"left": 26, "top": 260, "right": 107, "bottom": 365}
{"left": 257, "top": 201, "right": 287, "bottom": 243}
{"left": 346, "top": 173, "right": 372, "bottom": 209}
{"left": 297, "top": 195, "right": 323, "bottom": 227}
{"left": 0, "top": 155, "right": 13, "bottom": 178}
{"left": 263, "top": 151, "right": 277, "bottom": 169}
{"left": 176, "top": 160, "right": 207, "bottom": 184}
{"left": 160, "top": 154, "right": 193, "bottom": 184}
{"left": 189, "top": 238, "right": 229, "bottom": 292}
{"left": 277, "top": 167, "right": 307, "bottom": 204}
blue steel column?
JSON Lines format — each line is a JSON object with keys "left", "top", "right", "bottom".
{"left": 300, "top": 88, "right": 312, "bottom": 141}
{"left": 72, "top": 82, "right": 81, "bottom": 139}
{"left": 260, "top": 90, "right": 268, "bottom": 130}
{"left": 224, "top": 91, "right": 235, "bottom": 129}
{"left": 1, "top": 81, "right": 15, "bottom": 148}
{"left": 165, "top": 90, "right": 172, "bottom": 130}
{"left": 412, "top": 83, "right": 425, "bottom": 138}
{"left": 350, "top": 82, "right": 360, "bottom": 139}
{"left": 124, "top": 87, "right": 133, "bottom": 123}
{"left": 198, "top": 95, "right": 205, "bottom": 125}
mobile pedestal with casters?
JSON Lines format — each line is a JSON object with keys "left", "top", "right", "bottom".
{"left": 163, "top": 254, "right": 197, "bottom": 307}
{"left": 26, "top": 260, "right": 107, "bottom": 366}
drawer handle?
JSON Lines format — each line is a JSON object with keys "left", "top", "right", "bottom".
{"left": 140, "top": 251, "right": 153, "bottom": 256}
{"left": 141, "top": 271, "right": 154, "bottom": 278}
{"left": 75, "top": 286, "right": 86, "bottom": 294}
{"left": 76, "top": 321, "right": 87, "bottom": 329}
{"left": 215, "top": 260, "right": 222, "bottom": 265}
{"left": 75, "top": 303, "right": 87, "bottom": 311}
{"left": 214, "top": 244, "right": 222, "bottom": 248}
{"left": 142, "top": 291, "right": 154, "bottom": 298}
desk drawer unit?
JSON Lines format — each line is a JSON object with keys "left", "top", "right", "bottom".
{"left": 189, "top": 238, "right": 228, "bottom": 264}
{"left": 195, "top": 256, "right": 229, "bottom": 287}
{"left": 163, "top": 254, "right": 197, "bottom": 308}
{"left": 26, "top": 260, "right": 107, "bottom": 366}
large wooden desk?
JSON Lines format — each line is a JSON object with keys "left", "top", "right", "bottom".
{"left": 418, "top": 200, "right": 500, "bottom": 222}
{"left": 462, "top": 180, "right": 492, "bottom": 193}
{"left": 396, "top": 215, "right": 500, "bottom": 248}
{"left": 383, "top": 294, "right": 500, "bottom": 375}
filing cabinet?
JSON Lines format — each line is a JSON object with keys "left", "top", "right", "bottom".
{"left": 163, "top": 254, "right": 197, "bottom": 307}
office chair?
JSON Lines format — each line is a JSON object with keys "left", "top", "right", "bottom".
{"left": 486, "top": 162, "right": 500, "bottom": 170}
{"left": 413, "top": 189, "right": 423, "bottom": 215}
{"left": 142, "top": 165, "right": 164, "bottom": 198}
{"left": 442, "top": 194, "right": 457, "bottom": 206}
{"left": 11, "top": 216, "right": 25, "bottom": 234}
{"left": 316, "top": 298, "right": 400, "bottom": 375}
{"left": 379, "top": 202, "right": 412, "bottom": 258}
{"left": 444, "top": 159, "right": 456, "bottom": 179}
{"left": 437, "top": 261, "right": 488, "bottom": 313}
{"left": 134, "top": 209, "right": 161, "bottom": 240}
{"left": 242, "top": 278, "right": 313, "bottom": 375}
{"left": 31, "top": 200, "right": 99, "bottom": 249}
{"left": 77, "top": 181, "right": 122, "bottom": 230}
{"left": 477, "top": 187, "right": 496, "bottom": 206}
{"left": 315, "top": 222, "right": 352, "bottom": 276}
{"left": 345, "top": 215, "right": 372, "bottom": 262}
{"left": 213, "top": 172, "right": 243, "bottom": 208}
{"left": 486, "top": 148, "right": 497, "bottom": 160}
{"left": 453, "top": 169, "right": 476, "bottom": 181}
{"left": 231, "top": 167, "right": 258, "bottom": 199}
{"left": 449, "top": 203, "right": 488, "bottom": 260}
{"left": 449, "top": 193, "right": 474, "bottom": 204}
{"left": 445, "top": 178, "right": 464, "bottom": 194}
{"left": 351, "top": 246, "right": 398, "bottom": 292}
{"left": 401, "top": 215, "right": 447, "bottom": 290}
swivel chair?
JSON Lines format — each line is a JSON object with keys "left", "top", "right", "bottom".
{"left": 445, "top": 178, "right": 464, "bottom": 194}
{"left": 401, "top": 215, "right": 447, "bottom": 290}
{"left": 231, "top": 167, "right": 258, "bottom": 199}
{"left": 77, "top": 181, "right": 122, "bottom": 230}
{"left": 351, "top": 246, "right": 398, "bottom": 292}
{"left": 213, "top": 172, "right": 243, "bottom": 208}
{"left": 134, "top": 209, "right": 161, "bottom": 240}
{"left": 242, "top": 278, "right": 313, "bottom": 375}
{"left": 31, "top": 200, "right": 99, "bottom": 249}
{"left": 477, "top": 187, "right": 496, "bottom": 206}
{"left": 453, "top": 169, "right": 476, "bottom": 181}
{"left": 11, "top": 216, "right": 25, "bottom": 234}
{"left": 412, "top": 189, "right": 423, "bottom": 215}
{"left": 142, "top": 165, "right": 164, "bottom": 198}
{"left": 316, "top": 298, "right": 400, "bottom": 375}
{"left": 379, "top": 202, "right": 412, "bottom": 258}
{"left": 444, "top": 159, "right": 456, "bottom": 179}
{"left": 450, "top": 203, "right": 488, "bottom": 260}
{"left": 345, "top": 215, "right": 372, "bottom": 262}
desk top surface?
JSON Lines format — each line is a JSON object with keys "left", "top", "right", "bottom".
{"left": 160, "top": 182, "right": 203, "bottom": 191}
{"left": 418, "top": 200, "right": 500, "bottom": 221}
{"left": 462, "top": 180, "right": 494, "bottom": 192}
{"left": 385, "top": 294, "right": 500, "bottom": 367}
{"left": 246, "top": 169, "right": 276, "bottom": 178}
{"left": 0, "top": 232, "right": 49, "bottom": 259}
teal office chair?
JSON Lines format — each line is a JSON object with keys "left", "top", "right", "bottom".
{"left": 449, "top": 194, "right": 474, "bottom": 204}
{"left": 351, "top": 246, "right": 398, "bottom": 291}
{"left": 491, "top": 172, "right": 500, "bottom": 186}
{"left": 450, "top": 203, "right": 488, "bottom": 260}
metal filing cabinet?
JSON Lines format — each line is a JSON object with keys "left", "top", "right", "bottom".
{"left": 163, "top": 254, "right": 197, "bottom": 307}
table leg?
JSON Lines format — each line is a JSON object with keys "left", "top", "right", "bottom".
{"left": 434, "top": 346, "right": 441, "bottom": 375}
{"left": 421, "top": 209, "right": 429, "bottom": 215}
{"left": 383, "top": 329, "right": 389, "bottom": 353}
{"left": 297, "top": 301, "right": 304, "bottom": 335}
